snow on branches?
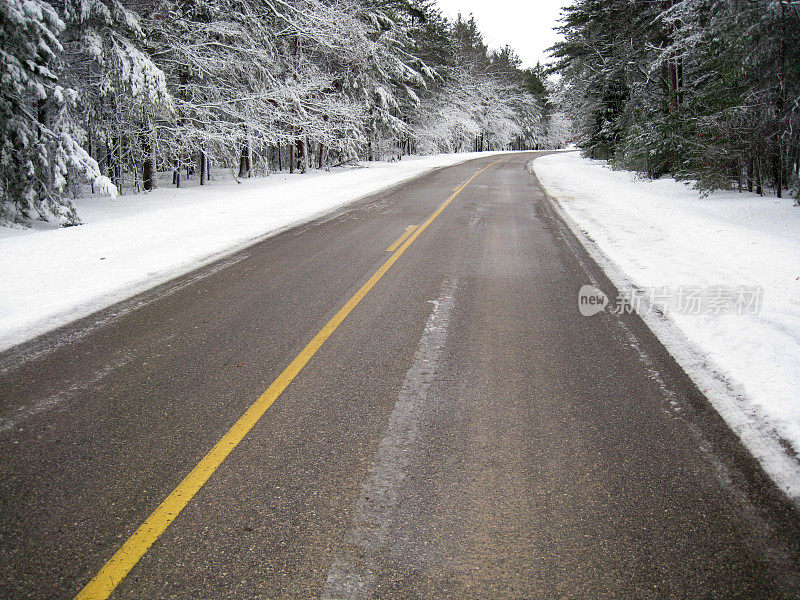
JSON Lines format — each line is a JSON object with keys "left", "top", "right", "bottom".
{"left": 1, "top": 0, "right": 554, "bottom": 225}
{"left": 0, "top": 0, "right": 114, "bottom": 225}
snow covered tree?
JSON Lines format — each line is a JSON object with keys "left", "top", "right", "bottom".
{"left": 0, "top": 0, "right": 114, "bottom": 226}
{"left": 410, "top": 13, "right": 547, "bottom": 153}
{"left": 59, "top": 0, "right": 171, "bottom": 194}
{"left": 657, "top": 0, "right": 800, "bottom": 195}
{"left": 552, "top": 0, "right": 800, "bottom": 196}
{"left": 139, "top": 0, "right": 283, "bottom": 184}
{"left": 0, "top": 0, "right": 553, "bottom": 226}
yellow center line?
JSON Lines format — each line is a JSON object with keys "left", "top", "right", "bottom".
{"left": 386, "top": 225, "right": 418, "bottom": 252}
{"left": 73, "top": 157, "right": 505, "bottom": 600}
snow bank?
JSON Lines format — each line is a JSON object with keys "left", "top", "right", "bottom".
{"left": 0, "top": 152, "right": 505, "bottom": 352}
{"left": 532, "top": 152, "right": 800, "bottom": 501}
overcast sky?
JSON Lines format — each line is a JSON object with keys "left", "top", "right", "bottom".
{"left": 434, "top": 0, "right": 568, "bottom": 68}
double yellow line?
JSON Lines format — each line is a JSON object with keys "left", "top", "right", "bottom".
{"left": 74, "top": 158, "right": 504, "bottom": 600}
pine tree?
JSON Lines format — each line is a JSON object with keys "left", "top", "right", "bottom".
{"left": 59, "top": 0, "right": 171, "bottom": 194}
{"left": 552, "top": 0, "right": 800, "bottom": 196}
{"left": 0, "top": 0, "right": 114, "bottom": 226}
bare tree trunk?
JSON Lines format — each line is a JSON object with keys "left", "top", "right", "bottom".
{"left": 87, "top": 117, "right": 94, "bottom": 194}
{"left": 289, "top": 142, "right": 295, "bottom": 174}
{"left": 174, "top": 156, "right": 181, "bottom": 188}
{"left": 106, "top": 141, "right": 114, "bottom": 183}
{"left": 132, "top": 160, "right": 140, "bottom": 194}
{"left": 238, "top": 144, "right": 251, "bottom": 178}
{"left": 238, "top": 148, "right": 246, "bottom": 178}
{"left": 116, "top": 99, "right": 124, "bottom": 194}
{"left": 151, "top": 125, "right": 158, "bottom": 188}
{"left": 302, "top": 138, "right": 310, "bottom": 172}
{"left": 756, "top": 159, "right": 762, "bottom": 196}
{"left": 247, "top": 130, "right": 252, "bottom": 177}
{"left": 141, "top": 109, "right": 155, "bottom": 191}
{"left": 142, "top": 145, "right": 154, "bottom": 192}
{"left": 199, "top": 150, "right": 206, "bottom": 185}
{"left": 115, "top": 142, "right": 123, "bottom": 194}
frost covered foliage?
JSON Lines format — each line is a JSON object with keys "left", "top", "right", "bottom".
{"left": 0, "top": 0, "right": 113, "bottom": 226}
{"left": 410, "top": 14, "right": 556, "bottom": 154}
{"left": 552, "top": 0, "right": 800, "bottom": 198}
{"left": 543, "top": 111, "right": 573, "bottom": 149}
{"left": 59, "top": 0, "right": 170, "bottom": 196}
{"left": 412, "top": 72, "right": 536, "bottom": 154}
{"left": 1, "top": 0, "right": 551, "bottom": 226}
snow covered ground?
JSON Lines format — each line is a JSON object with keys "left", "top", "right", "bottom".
{"left": 0, "top": 152, "right": 506, "bottom": 353}
{"left": 532, "top": 152, "right": 800, "bottom": 502}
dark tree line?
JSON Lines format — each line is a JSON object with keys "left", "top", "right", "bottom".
{"left": 552, "top": 0, "right": 800, "bottom": 199}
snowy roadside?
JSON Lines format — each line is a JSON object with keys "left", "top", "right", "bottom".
{"left": 0, "top": 152, "right": 507, "bottom": 353}
{"left": 531, "top": 152, "right": 800, "bottom": 502}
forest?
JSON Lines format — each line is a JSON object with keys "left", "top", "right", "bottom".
{"left": 552, "top": 0, "right": 800, "bottom": 199}
{"left": 0, "top": 0, "right": 565, "bottom": 226}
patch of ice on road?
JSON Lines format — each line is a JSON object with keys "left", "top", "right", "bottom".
{"left": 322, "top": 281, "right": 456, "bottom": 600}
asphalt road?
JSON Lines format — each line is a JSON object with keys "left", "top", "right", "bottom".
{"left": 1, "top": 153, "right": 799, "bottom": 600}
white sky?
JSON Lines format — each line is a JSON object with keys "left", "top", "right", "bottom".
{"left": 434, "top": 0, "right": 568, "bottom": 68}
